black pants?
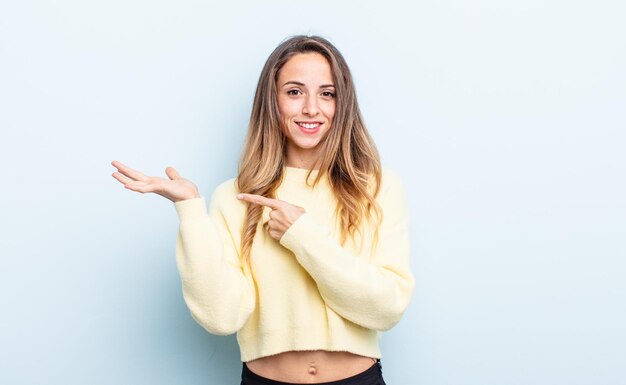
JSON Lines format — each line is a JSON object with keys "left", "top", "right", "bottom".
{"left": 240, "top": 359, "right": 387, "bottom": 385}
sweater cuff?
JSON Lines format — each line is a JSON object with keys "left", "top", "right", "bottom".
{"left": 279, "top": 212, "right": 328, "bottom": 251}
{"left": 173, "top": 196, "right": 207, "bottom": 222}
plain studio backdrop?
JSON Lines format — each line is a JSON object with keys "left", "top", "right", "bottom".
{"left": 0, "top": 0, "right": 624, "bottom": 384}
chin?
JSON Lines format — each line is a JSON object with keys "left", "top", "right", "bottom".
{"left": 294, "top": 140, "right": 321, "bottom": 149}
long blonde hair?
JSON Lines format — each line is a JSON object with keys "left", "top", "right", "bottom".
{"left": 237, "top": 34, "right": 382, "bottom": 263}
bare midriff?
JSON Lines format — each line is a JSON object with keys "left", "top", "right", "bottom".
{"left": 245, "top": 350, "right": 377, "bottom": 383}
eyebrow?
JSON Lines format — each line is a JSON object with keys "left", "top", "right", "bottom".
{"left": 282, "top": 81, "right": 335, "bottom": 88}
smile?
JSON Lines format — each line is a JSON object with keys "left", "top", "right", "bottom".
{"left": 295, "top": 121, "right": 322, "bottom": 135}
{"left": 296, "top": 122, "right": 322, "bottom": 129}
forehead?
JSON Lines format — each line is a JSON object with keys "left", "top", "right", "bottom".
{"left": 278, "top": 52, "right": 334, "bottom": 84}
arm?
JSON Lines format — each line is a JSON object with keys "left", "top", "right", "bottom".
{"left": 278, "top": 171, "right": 415, "bottom": 331}
{"left": 174, "top": 184, "right": 256, "bottom": 335}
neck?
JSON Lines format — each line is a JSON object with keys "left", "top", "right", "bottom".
{"left": 285, "top": 148, "right": 321, "bottom": 170}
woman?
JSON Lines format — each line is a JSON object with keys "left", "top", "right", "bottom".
{"left": 112, "top": 35, "right": 414, "bottom": 385}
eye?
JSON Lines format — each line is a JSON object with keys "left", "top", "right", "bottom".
{"left": 287, "top": 89, "right": 301, "bottom": 96}
{"left": 322, "top": 91, "right": 336, "bottom": 98}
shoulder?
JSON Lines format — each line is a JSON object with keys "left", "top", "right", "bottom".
{"left": 212, "top": 177, "right": 239, "bottom": 197}
{"left": 376, "top": 167, "right": 409, "bottom": 219}
{"left": 381, "top": 167, "right": 403, "bottom": 186}
{"left": 379, "top": 167, "right": 406, "bottom": 198}
{"left": 208, "top": 177, "right": 241, "bottom": 211}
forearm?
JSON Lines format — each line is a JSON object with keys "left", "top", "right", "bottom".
{"left": 279, "top": 213, "right": 414, "bottom": 331}
{"left": 175, "top": 197, "right": 255, "bottom": 335}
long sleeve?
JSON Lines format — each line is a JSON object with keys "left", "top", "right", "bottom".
{"left": 278, "top": 171, "right": 415, "bottom": 331}
{"left": 174, "top": 184, "right": 256, "bottom": 335}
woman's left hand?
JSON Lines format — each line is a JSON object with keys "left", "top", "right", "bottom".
{"left": 237, "top": 193, "right": 305, "bottom": 241}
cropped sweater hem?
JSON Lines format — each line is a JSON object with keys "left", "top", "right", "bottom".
{"left": 237, "top": 325, "right": 382, "bottom": 363}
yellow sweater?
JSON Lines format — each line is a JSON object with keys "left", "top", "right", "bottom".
{"left": 173, "top": 166, "right": 414, "bottom": 362}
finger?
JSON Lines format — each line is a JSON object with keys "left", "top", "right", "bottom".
{"left": 269, "top": 229, "right": 281, "bottom": 240}
{"left": 124, "top": 180, "right": 158, "bottom": 193}
{"left": 111, "top": 160, "right": 148, "bottom": 182}
{"left": 237, "top": 193, "right": 283, "bottom": 209}
{"left": 165, "top": 166, "right": 181, "bottom": 180}
{"left": 112, "top": 171, "right": 132, "bottom": 185}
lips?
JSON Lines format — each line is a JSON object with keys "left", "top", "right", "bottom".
{"left": 295, "top": 121, "right": 322, "bottom": 134}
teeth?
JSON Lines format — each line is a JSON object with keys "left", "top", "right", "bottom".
{"left": 298, "top": 122, "right": 320, "bottom": 129}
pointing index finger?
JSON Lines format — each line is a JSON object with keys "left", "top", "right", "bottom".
{"left": 237, "top": 193, "right": 282, "bottom": 209}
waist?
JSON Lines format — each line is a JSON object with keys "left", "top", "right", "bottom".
{"left": 245, "top": 350, "right": 378, "bottom": 383}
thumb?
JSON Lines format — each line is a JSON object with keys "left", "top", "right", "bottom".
{"left": 165, "top": 166, "right": 181, "bottom": 180}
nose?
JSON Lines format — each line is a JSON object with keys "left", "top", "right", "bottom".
{"left": 302, "top": 94, "right": 319, "bottom": 116}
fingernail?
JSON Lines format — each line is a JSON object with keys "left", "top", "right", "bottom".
{"left": 237, "top": 194, "right": 243, "bottom": 199}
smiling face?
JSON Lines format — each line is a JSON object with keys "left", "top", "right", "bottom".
{"left": 276, "top": 52, "right": 336, "bottom": 169}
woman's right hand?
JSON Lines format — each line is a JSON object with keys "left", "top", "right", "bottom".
{"left": 111, "top": 160, "right": 201, "bottom": 203}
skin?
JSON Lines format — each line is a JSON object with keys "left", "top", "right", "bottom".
{"left": 111, "top": 160, "right": 200, "bottom": 202}
{"left": 276, "top": 51, "right": 336, "bottom": 170}
{"left": 111, "top": 52, "right": 377, "bottom": 382}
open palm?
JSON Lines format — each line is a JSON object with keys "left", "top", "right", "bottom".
{"left": 111, "top": 160, "right": 200, "bottom": 203}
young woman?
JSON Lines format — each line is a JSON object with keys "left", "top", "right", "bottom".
{"left": 112, "top": 35, "right": 414, "bottom": 385}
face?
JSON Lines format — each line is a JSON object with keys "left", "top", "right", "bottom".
{"left": 276, "top": 52, "right": 336, "bottom": 168}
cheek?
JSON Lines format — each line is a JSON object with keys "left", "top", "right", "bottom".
{"left": 276, "top": 100, "right": 291, "bottom": 127}
{"left": 278, "top": 100, "right": 299, "bottom": 119}
{"left": 276, "top": 96, "right": 287, "bottom": 116}
{"left": 324, "top": 103, "right": 336, "bottom": 121}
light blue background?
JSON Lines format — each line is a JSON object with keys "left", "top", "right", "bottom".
{"left": 1, "top": 0, "right": 624, "bottom": 384}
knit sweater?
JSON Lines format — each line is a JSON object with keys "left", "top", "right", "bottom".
{"left": 173, "top": 166, "right": 414, "bottom": 362}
